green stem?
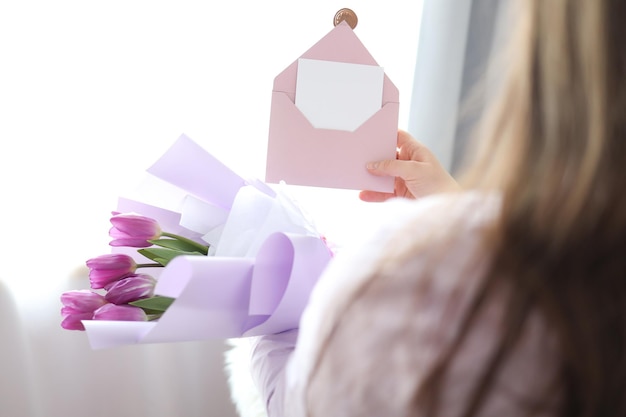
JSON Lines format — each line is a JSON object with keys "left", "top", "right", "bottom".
{"left": 136, "top": 263, "right": 164, "bottom": 268}
{"left": 161, "top": 231, "right": 210, "bottom": 255}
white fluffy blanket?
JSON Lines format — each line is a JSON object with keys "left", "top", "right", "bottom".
{"left": 224, "top": 339, "right": 267, "bottom": 417}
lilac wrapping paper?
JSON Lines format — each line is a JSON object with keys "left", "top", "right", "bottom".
{"left": 147, "top": 134, "right": 246, "bottom": 209}
{"left": 83, "top": 134, "right": 332, "bottom": 349}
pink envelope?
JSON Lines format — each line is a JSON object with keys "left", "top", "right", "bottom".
{"left": 265, "top": 21, "right": 399, "bottom": 193}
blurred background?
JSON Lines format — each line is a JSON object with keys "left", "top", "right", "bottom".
{"left": 0, "top": 0, "right": 510, "bottom": 415}
{"left": 0, "top": 1, "right": 422, "bottom": 416}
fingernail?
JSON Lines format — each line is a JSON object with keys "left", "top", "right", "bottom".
{"left": 366, "top": 162, "right": 378, "bottom": 170}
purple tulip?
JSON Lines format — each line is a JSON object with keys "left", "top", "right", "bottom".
{"left": 60, "top": 290, "right": 108, "bottom": 331}
{"left": 109, "top": 213, "right": 161, "bottom": 248}
{"left": 61, "top": 312, "right": 95, "bottom": 331}
{"left": 92, "top": 303, "right": 148, "bottom": 322}
{"left": 105, "top": 274, "right": 156, "bottom": 305}
{"left": 86, "top": 253, "right": 137, "bottom": 289}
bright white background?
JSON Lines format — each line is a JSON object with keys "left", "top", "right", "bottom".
{"left": 0, "top": 1, "right": 422, "bottom": 307}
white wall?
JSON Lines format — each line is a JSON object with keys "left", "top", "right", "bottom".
{"left": 0, "top": 0, "right": 422, "bottom": 300}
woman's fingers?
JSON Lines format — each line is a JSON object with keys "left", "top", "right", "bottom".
{"left": 358, "top": 190, "right": 396, "bottom": 202}
{"left": 397, "top": 130, "right": 433, "bottom": 163}
{"left": 360, "top": 130, "right": 459, "bottom": 201}
{"left": 396, "top": 130, "right": 414, "bottom": 148}
{"left": 366, "top": 159, "right": 421, "bottom": 181}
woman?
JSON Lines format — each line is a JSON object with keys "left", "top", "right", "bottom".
{"left": 243, "top": 0, "right": 626, "bottom": 415}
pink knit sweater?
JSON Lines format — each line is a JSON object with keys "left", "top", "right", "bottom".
{"left": 249, "top": 192, "right": 558, "bottom": 417}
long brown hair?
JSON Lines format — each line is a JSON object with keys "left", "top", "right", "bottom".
{"left": 417, "top": 0, "right": 626, "bottom": 416}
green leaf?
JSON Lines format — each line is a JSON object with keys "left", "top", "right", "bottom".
{"left": 160, "top": 232, "right": 210, "bottom": 255}
{"left": 146, "top": 314, "right": 164, "bottom": 321}
{"left": 130, "top": 296, "right": 176, "bottom": 312}
{"left": 137, "top": 247, "right": 203, "bottom": 266}
{"left": 148, "top": 238, "right": 206, "bottom": 254}
{"left": 140, "top": 308, "right": 165, "bottom": 315}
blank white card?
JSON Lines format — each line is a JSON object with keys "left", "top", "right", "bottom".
{"left": 295, "top": 58, "right": 384, "bottom": 132}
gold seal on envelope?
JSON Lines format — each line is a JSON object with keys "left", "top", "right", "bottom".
{"left": 333, "top": 8, "right": 358, "bottom": 29}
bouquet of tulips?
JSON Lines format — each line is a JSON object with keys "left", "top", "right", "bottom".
{"left": 61, "top": 212, "right": 210, "bottom": 331}
{"left": 61, "top": 135, "right": 332, "bottom": 349}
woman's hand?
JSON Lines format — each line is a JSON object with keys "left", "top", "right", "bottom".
{"left": 359, "top": 130, "right": 460, "bottom": 202}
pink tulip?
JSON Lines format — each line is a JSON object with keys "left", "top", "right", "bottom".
{"left": 86, "top": 253, "right": 137, "bottom": 289}
{"left": 109, "top": 213, "right": 161, "bottom": 248}
{"left": 61, "top": 312, "right": 95, "bottom": 331}
{"left": 60, "top": 290, "right": 108, "bottom": 331}
{"left": 92, "top": 303, "right": 148, "bottom": 322}
{"left": 105, "top": 274, "right": 156, "bottom": 305}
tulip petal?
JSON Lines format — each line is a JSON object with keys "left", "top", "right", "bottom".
{"left": 110, "top": 213, "right": 161, "bottom": 239}
{"left": 60, "top": 290, "right": 107, "bottom": 312}
{"left": 61, "top": 312, "right": 93, "bottom": 331}
{"left": 105, "top": 274, "right": 156, "bottom": 305}
{"left": 92, "top": 304, "right": 148, "bottom": 322}
{"left": 86, "top": 254, "right": 137, "bottom": 288}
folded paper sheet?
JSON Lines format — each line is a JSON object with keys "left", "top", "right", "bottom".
{"left": 295, "top": 58, "right": 384, "bottom": 131}
{"left": 266, "top": 21, "right": 399, "bottom": 192}
{"left": 83, "top": 134, "right": 332, "bottom": 349}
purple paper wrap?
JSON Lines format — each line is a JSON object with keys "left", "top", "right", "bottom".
{"left": 83, "top": 134, "right": 332, "bottom": 349}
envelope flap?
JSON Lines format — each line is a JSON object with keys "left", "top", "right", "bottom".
{"left": 273, "top": 21, "right": 399, "bottom": 103}
{"left": 301, "top": 21, "right": 378, "bottom": 66}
